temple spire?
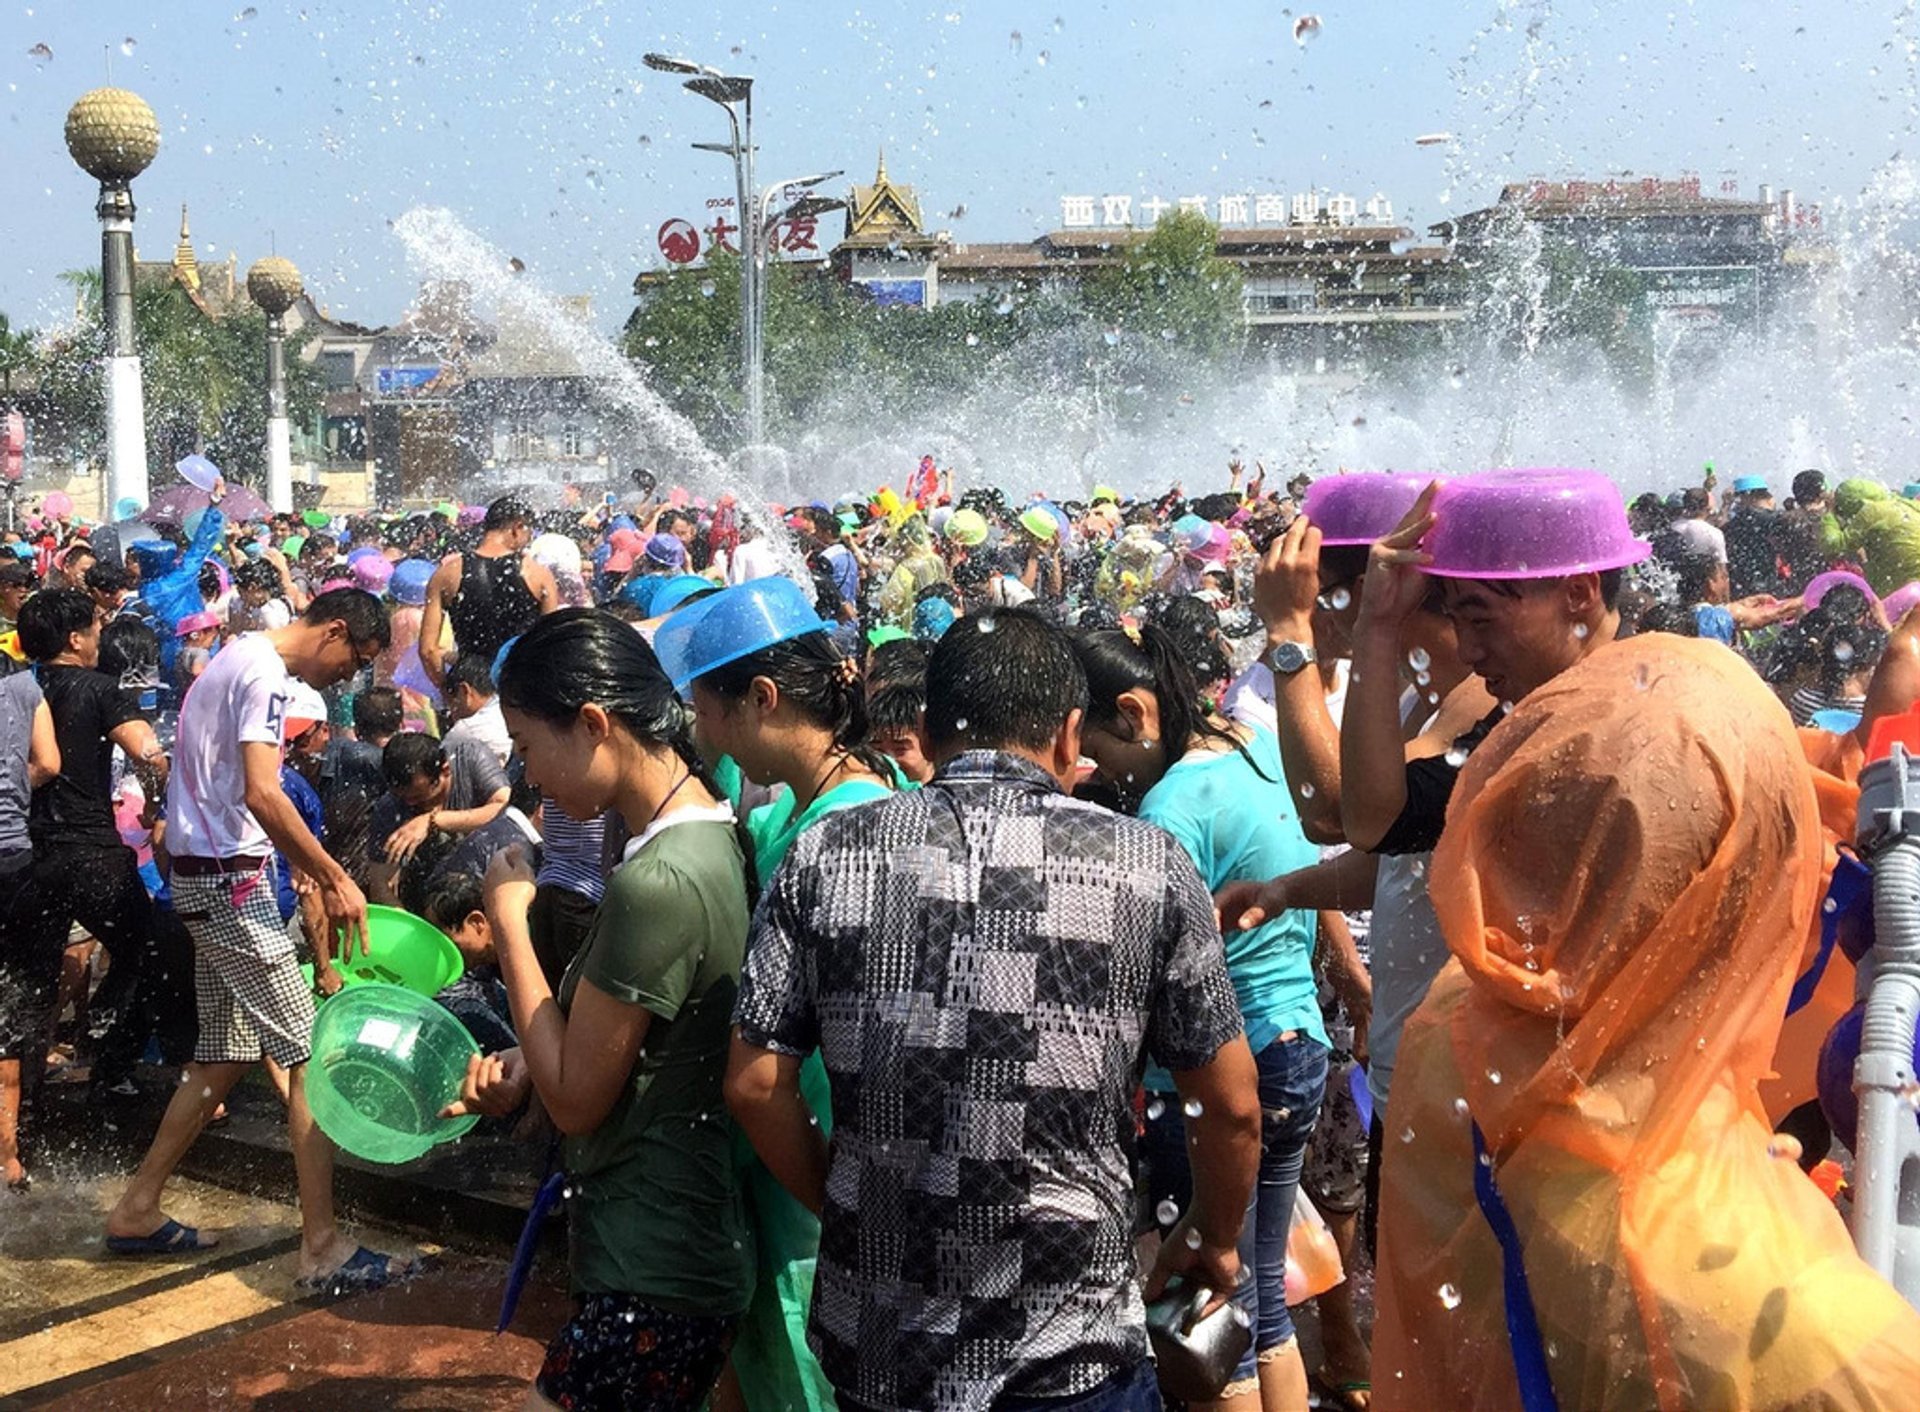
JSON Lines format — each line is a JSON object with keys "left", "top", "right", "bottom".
{"left": 172, "top": 203, "right": 200, "bottom": 292}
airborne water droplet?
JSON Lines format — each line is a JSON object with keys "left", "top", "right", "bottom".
{"left": 955, "top": 717, "right": 969, "bottom": 731}
{"left": 1328, "top": 587, "right": 1352, "bottom": 611}
{"left": 1155, "top": 1198, "right": 1180, "bottom": 1226}
{"left": 1399, "top": 1125, "right": 1416, "bottom": 1144}
{"left": 699, "top": 280, "right": 716, "bottom": 298}
{"left": 1292, "top": 13, "right": 1323, "bottom": 45}
{"left": 1438, "top": 1282, "right": 1462, "bottom": 1310}
{"left": 1444, "top": 746, "right": 1468, "bottom": 767}
{"left": 1145, "top": 1096, "right": 1166, "bottom": 1121}
{"left": 1183, "top": 1098, "right": 1204, "bottom": 1118}
{"left": 1300, "top": 782, "right": 1315, "bottom": 799}
{"left": 28, "top": 42, "right": 52, "bottom": 66}
{"left": 1487, "top": 1068, "right": 1503, "bottom": 1085}
{"left": 977, "top": 617, "right": 997, "bottom": 634}
{"left": 120, "top": 37, "right": 137, "bottom": 56}
{"left": 1103, "top": 328, "right": 1121, "bottom": 347}
{"left": 1184, "top": 1227, "right": 1203, "bottom": 1249}
{"left": 1572, "top": 622, "right": 1590, "bottom": 640}
{"left": 1407, "top": 646, "right": 1432, "bottom": 672}
{"left": 964, "top": 332, "right": 979, "bottom": 346}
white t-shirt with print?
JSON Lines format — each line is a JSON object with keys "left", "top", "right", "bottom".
{"left": 168, "top": 632, "right": 296, "bottom": 859}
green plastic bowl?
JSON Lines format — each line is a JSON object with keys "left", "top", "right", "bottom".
{"left": 307, "top": 983, "right": 480, "bottom": 1164}
{"left": 313, "top": 905, "right": 464, "bottom": 997}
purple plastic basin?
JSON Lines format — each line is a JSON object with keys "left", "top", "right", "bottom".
{"left": 1886, "top": 581, "right": 1920, "bottom": 626}
{"left": 1423, "top": 469, "right": 1650, "bottom": 580}
{"left": 1301, "top": 472, "right": 1441, "bottom": 546}
{"left": 1802, "top": 570, "right": 1879, "bottom": 613}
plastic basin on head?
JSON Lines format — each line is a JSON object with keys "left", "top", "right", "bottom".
{"left": 1422, "top": 469, "right": 1650, "bottom": 580}
{"left": 328, "top": 906, "right": 464, "bottom": 996}
{"left": 649, "top": 574, "right": 719, "bottom": 619}
{"left": 175, "top": 453, "right": 222, "bottom": 493}
{"left": 1301, "top": 473, "right": 1441, "bottom": 546}
{"left": 652, "top": 577, "right": 832, "bottom": 694}
{"left": 306, "top": 983, "right": 480, "bottom": 1165}
{"left": 1885, "top": 582, "right": 1920, "bottom": 626}
{"left": 1802, "top": 570, "right": 1879, "bottom": 614}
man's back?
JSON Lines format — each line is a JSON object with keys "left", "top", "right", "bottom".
{"left": 736, "top": 748, "right": 1241, "bottom": 1412}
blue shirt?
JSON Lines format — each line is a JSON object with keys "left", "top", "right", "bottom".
{"left": 1139, "top": 726, "right": 1327, "bottom": 1082}
{"left": 276, "top": 764, "right": 326, "bottom": 922}
{"left": 1693, "top": 603, "right": 1736, "bottom": 644}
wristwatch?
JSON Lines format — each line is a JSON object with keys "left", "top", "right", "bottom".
{"left": 1265, "top": 640, "right": 1318, "bottom": 676}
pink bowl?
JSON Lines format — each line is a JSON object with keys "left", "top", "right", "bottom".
{"left": 1802, "top": 570, "right": 1878, "bottom": 613}
{"left": 1423, "top": 469, "right": 1650, "bottom": 580}
{"left": 1884, "top": 581, "right": 1920, "bottom": 626}
{"left": 1301, "top": 473, "right": 1441, "bottom": 546}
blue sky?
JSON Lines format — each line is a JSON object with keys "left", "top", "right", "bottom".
{"left": 1, "top": 0, "right": 1910, "bottom": 332}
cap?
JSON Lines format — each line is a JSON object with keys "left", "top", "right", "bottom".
{"left": 644, "top": 533, "right": 688, "bottom": 569}
{"left": 174, "top": 609, "right": 221, "bottom": 637}
{"left": 603, "top": 527, "right": 644, "bottom": 575}
{"left": 1732, "top": 475, "right": 1769, "bottom": 494}
{"left": 946, "top": 508, "right": 989, "bottom": 546}
{"left": 282, "top": 683, "right": 329, "bottom": 739}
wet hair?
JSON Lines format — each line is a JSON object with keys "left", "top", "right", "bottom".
{"left": 1793, "top": 470, "right": 1828, "bottom": 504}
{"left": 484, "top": 495, "right": 533, "bottom": 532}
{"left": 18, "top": 587, "right": 96, "bottom": 662}
{"left": 85, "top": 561, "right": 131, "bottom": 595}
{"left": 382, "top": 731, "right": 447, "bottom": 788}
{"left": 0, "top": 560, "right": 32, "bottom": 590}
{"left": 1764, "top": 597, "right": 1888, "bottom": 694}
{"left": 1671, "top": 553, "right": 1722, "bottom": 606}
{"left": 305, "top": 587, "right": 391, "bottom": 652}
{"left": 1681, "top": 487, "right": 1710, "bottom": 518}
{"left": 198, "top": 562, "right": 225, "bottom": 599}
{"left": 444, "top": 653, "right": 497, "bottom": 700}
{"left": 99, "top": 616, "right": 159, "bottom": 685}
{"left": 353, "top": 685, "right": 404, "bottom": 740}
{"left": 497, "top": 608, "right": 755, "bottom": 899}
{"left": 1453, "top": 567, "right": 1627, "bottom": 611}
{"left": 422, "top": 870, "right": 484, "bottom": 935}
{"left": 925, "top": 609, "right": 1087, "bottom": 753}
{"left": 867, "top": 636, "right": 932, "bottom": 690}
{"left": 235, "top": 560, "right": 280, "bottom": 594}
{"left": 1144, "top": 595, "right": 1232, "bottom": 686}
{"left": 868, "top": 680, "right": 926, "bottom": 735}
{"left": 1070, "top": 623, "right": 1272, "bottom": 784}
{"left": 697, "top": 630, "right": 894, "bottom": 783}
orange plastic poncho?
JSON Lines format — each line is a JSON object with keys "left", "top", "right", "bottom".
{"left": 1372, "top": 635, "right": 1920, "bottom": 1412}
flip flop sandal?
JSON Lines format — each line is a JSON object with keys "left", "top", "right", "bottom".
{"left": 296, "top": 1246, "right": 417, "bottom": 1299}
{"left": 1311, "top": 1368, "right": 1372, "bottom": 1412}
{"left": 105, "top": 1218, "right": 215, "bottom": 1256}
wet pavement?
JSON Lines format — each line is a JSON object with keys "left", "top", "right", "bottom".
{"left": 0, "top": 1169, "right": 569, "bottom": 1410}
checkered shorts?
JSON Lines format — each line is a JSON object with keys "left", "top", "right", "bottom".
{"left": 173, "top": 869, "right": 316, "bottom": 1068}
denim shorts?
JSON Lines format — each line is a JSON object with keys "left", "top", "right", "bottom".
{"left": 1139, "top": 1033, "right": 1328, "bottom": 1382}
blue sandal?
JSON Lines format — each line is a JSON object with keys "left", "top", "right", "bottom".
{"left": 105, "top": 1218, "right": 214, "bottom": 1256}
{"left": 296, "top": 1245, "right": 415, "bottom": 1299}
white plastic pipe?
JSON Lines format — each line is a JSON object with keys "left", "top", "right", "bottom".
{"left": 1855, "top": 820, "right": 1920, "bottom": 1304}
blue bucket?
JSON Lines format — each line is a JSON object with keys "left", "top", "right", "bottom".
{"left": 651, "top": 576, "right": 831, "bottom": 694}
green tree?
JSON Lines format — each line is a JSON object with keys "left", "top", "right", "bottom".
{"left": 29, "top": 274, "right": 319, "bottom": 486}
{"left": 0, "top": 313, "right": 37, "bottom": 404}
{"left": 1080, "top": 209, "right": 1246, "bottom": 359}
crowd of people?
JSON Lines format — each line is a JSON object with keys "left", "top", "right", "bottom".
{"left": 2, "top": 455, "right": 1919, "bottom": 1411}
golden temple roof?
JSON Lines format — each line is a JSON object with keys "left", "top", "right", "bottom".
{"left": 172, "top": 204, "right": 200, "bottom": 293}
{"left": 843, "top": 150, "right": 931, "bottom": 246}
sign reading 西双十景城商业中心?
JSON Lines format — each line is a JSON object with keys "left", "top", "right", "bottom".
{"left": 1056, "top": 191, "right": 1397, "bottom": 229}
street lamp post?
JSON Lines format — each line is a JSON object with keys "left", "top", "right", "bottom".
{"left": 645, "top": 54, "right": 761, "bottom": 444}
{"left": 65, "top": 88, "right": 161, "bottom": 513}
{"left": 247, "top": 257, "right": 304, "bottom": 514}
{"left": 752, "top": 175, "right": 844, "bottom": 447}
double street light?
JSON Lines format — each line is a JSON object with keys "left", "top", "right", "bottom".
{"left": 644, "top": 52, "right": 843, "bottom": 450}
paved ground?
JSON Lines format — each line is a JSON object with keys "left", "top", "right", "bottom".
{"left": 0, "top": 1168, "right": 569, "bottom": 1411}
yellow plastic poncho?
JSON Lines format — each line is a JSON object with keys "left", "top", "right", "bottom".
{"left": 1373, "top": 635, "right": 1920, "bottom": 1411}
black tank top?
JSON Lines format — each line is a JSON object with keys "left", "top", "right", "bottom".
{"left": 449, "top": 550, "right": 540, "bottom": 663}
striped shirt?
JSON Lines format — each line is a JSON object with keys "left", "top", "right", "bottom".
{"left": 537, "top": 800, "right": 607, "bottom": 903}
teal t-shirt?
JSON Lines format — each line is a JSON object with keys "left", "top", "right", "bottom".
{"left": 747, "top": 774, "right": 896, "bottom": 882}
{"left": 1140, "top": 726, "right": 1327, "bottom": 1083}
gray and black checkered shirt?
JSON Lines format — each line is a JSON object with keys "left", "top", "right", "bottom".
{"left": 736, "top": 749, "right": 1244, "bottom": 1411}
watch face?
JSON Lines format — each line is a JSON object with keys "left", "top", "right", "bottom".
{"left": 1270, "top": 642, "right": 1309, "bottom": 674}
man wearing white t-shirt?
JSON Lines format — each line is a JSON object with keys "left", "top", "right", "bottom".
{"left": 105, "top": 589, "right": 414, "bottom": 1294}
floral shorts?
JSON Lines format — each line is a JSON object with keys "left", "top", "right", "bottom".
{"left": 535, "top": 1294, "right": 737, "bottom": 1412}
